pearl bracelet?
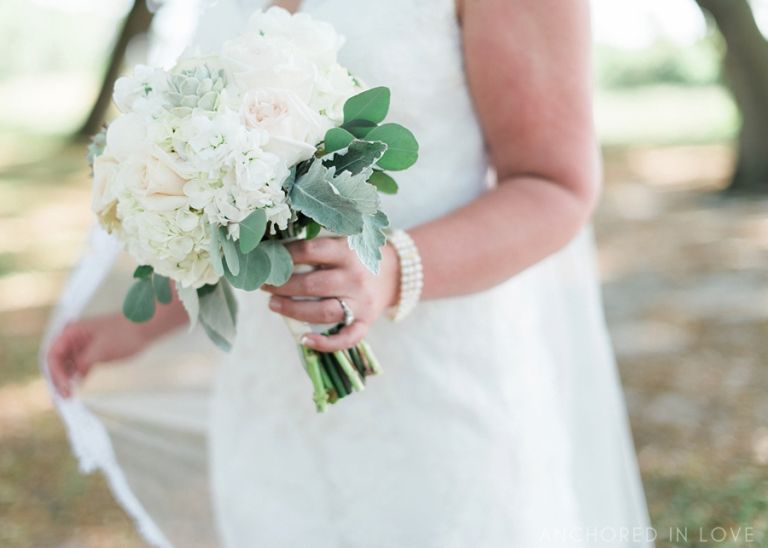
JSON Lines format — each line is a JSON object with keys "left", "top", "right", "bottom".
{"left": 386, "top": 229, "right": 423, "bottom": 322}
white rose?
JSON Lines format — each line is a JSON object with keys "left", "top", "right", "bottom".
{"left": 118, "top": 148, "right": 189, "bottom": 211}
{"left": 240, "top": 88, "right": 322, "bottom": 165}
{"left": 248, "top": 8, "right": 344, "bottom": 67}
{"left": 221, "top": 34, "right": 316, "bottom": 101}
{"left": 91, "top": 152, "right": 121, "bottom": 232}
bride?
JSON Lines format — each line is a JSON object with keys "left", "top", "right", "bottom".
{"left": 44, "top": 0, "right": 653, "bottom": 546}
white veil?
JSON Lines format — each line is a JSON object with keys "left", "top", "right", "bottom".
{"left": 41, "top": 1, "right": 651, "bottom": 546}
{"left": 40, "top": 2, "right": 258, "bottom": 546}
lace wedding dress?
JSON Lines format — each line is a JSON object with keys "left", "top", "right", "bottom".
{"left": 42, "top": 0, "right": 653, "bottom": 546}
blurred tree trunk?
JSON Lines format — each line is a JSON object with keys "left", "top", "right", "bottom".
{"left": 76, "top": 0, "right": 153, "bottom": 138}
{"left": 695, "top": 0, "right": 768, "bottom": 192}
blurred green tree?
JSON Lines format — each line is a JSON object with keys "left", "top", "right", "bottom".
{"left": 695, "top": 0, "right": 768, "bottom": 192}
{"left": 77, "top": 0, "right": 153, "bottom": 138}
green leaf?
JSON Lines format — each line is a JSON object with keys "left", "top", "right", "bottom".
{"left": 326, "top": 139, "right": 387, "bottom": 176}
{"left": 324, "top": 127, "right": 355, "bottom": 154}
{"left": 177, "top": 285, "right": 199, "bottom": 329}
{"left": 289, "top": 161, "right": 363, "bottom": 235}
{"left": 153, "top": 274, "right": 173, "bottom": 304}
{"left": 365, "top": 123, "right": 419, "bottom": 171}
{"left": 330, "top": 169, "right": 380, "bottom": 215}
{"left": 133, "top": 265, "right": 153, "bottom": 279}
{"left": 304, "top": 221, "right": 321, "bottom": 240}
{"left": 348, "top": 211, "right": 390, "bottom": 274}
{"left": 208, "top": 224, "right": 224, "bottom": 276}
{"left": 343, "top": 86, "right": 390, "bottom": 124}
{"left": 220, "top": 229, "right": 240, "bottom": 276}
{"left": 368, "top": 171, "right": 399, "bottom": 194}
{"left": 224, "top": 245, "right": 272, "bottom": 290}
{"left": 238, "top": 209, "right": 268, "bottom": 253}
{"left": 342, "top": 119, "right": 377, "bottom": 138}
{"left": 221, "top": 279, "right": 238, "bottom": 322}
{"left": 123, "top": 279, "right": 156, "bottom": 322}
{"left": 261, "top": 240, "right": 294, "bottom": 286}
{"left": 198, "top": 280, "right": 238, "bottom": 351}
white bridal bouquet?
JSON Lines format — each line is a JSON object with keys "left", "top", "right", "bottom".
{"left": 88, "top": 7, "right": 418, "bottom": 412}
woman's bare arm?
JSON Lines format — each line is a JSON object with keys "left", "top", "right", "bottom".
{"left": 266, "top": 0, "right": 601, "bottom": 351}
{"left": 411, "top": 0, "right": 600, "bottom": 299}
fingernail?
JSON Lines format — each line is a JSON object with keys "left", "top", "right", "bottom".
{"left": 269, "top": 298, "right": 281, "bottom": 311}
{"left": 300, "top": 335, "right": 313, "bottom": 347}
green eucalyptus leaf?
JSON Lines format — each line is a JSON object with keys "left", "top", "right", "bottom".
{"left": 239, "top": 209, "right": 268, "bottom": 253}
{"left": 221, "top": 278, "right": 238, "bottom": 322}
{"left": 198, "top": 280, "right": 238, "bottom": 351}
{"left": 133, "top": 265, "right": 153, "bottom": 279}
{"left": 261, "top": 240, "right": 294, "bottom": 286}
{"left": 224, "top": 245, "right": 272, "bottom": 290}
{"left": 326, "top": 140, "right": 387, "bottom": 176}
{"left": 123, "top": 279, "right": 156, "bottom": 322}
{"left": 220, "top": 229, "right": 240, "bottom": 276}
{"left": 343, "top": 86, "right": 390, "bottom": 124}
{"left": 342, "top": 119, "right": 377, "bottom": 138}
{"left": 177, "top": 285, "right": 199, "bottom": 329}
{"left": 289, "top": 161, "right": 363, "bottom": 235}
{"left": 208, "top": 225, "right": 224, "bottom": 276}
{"left": 153, "top": 274, "right": 173, "bottom": 304}
{"left": 348, "top": 211, "right": 390, "bottom": 274}
{"left": 324, "top": 127, "right": 355, "bottom": 154}
{"left": 368, "top": 171, "right": 399, "bottom": 194}
{"left": 366, "top": 123, "right": 419, "bottom": 171}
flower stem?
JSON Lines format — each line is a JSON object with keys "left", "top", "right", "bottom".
{"left": 317, "top": 360, "right": 337, "bottom": 403}
{"left": 333, "top": 350, "right": 365, "bottom": 392}
{"left": 348, "top": 346, "right": 367, "bottom": 381}
{"left": 301, "top": 346, "right": 328, "bottom": 412}
{"left": 322, "top": 352, "right": 347, "bottom": 398}
{"left": 359, "top": 340, "right": 383, "bottom": 375}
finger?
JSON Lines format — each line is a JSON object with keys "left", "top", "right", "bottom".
{"left": 263, "top": 269, "right": 347, "bottom": 298}
{"left": 301, "top": 321, "right": 367, "bottom": 352}
{"left": 47, "top": 334, "right": 74, "bottom": 397}
{"left": 284, "top": 237, "right": 350, "bottom": 267}
{"left": 47, "top": 358, "right": 69, "bottom": 397}
{"left": 269, "top": 296, "right": 347, "bottom": 324}
{"left": 75, "top": 347, "right": 98, "bottom": 378}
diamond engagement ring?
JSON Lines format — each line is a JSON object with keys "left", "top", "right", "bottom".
{"left": 336, "top": 298, "right": 355, "bottom": 326}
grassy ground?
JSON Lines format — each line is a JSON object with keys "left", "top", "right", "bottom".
{"left": 598, "top": 144, "right": 768, "bottom": 546}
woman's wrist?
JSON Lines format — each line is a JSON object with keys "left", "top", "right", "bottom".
{"left": 384, "top": 229, "right": 424, "bottom": 321}
{"left": 379, "top": 243, "right": 401, "bottom": 310}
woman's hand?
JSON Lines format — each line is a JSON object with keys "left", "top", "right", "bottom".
{"left": 263, "top": 237, "right": 400, "bottom": 352}
{"left": 46, "top": 314, "right": 153, "bottom": 397}
{"left": 47, "top": 294, "right": 188, "bottom": 397}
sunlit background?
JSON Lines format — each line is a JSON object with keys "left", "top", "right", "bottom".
{"left": 1, "top": 0, "right": 767, "bottom": 546}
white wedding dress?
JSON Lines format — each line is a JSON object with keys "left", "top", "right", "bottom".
{"left": 42, "top": 1, "right": 653, "bottom": 546}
